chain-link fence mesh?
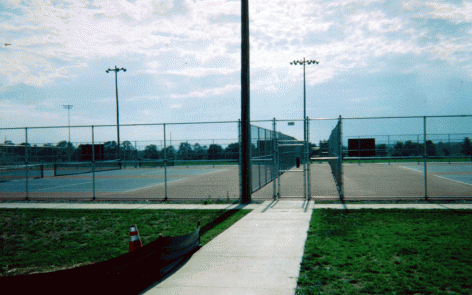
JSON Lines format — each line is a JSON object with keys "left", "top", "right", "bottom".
{"left": 1, "top": 115, "right": 471, "bottom": 201}
{"left": 310, "top": 115, "right": 472, "bottom": 200}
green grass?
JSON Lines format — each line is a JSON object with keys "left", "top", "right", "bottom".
{"left": 297, "top": 209, "right": 472, "bottom": 294}
{"left": 0, "top": 208, "right": 251, "bottom": 277}
{"left": 313, "top": 200, "right": 472, "bottom": 204}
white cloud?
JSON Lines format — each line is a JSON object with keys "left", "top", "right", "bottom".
{"left": 1, "top": 0, "right": 472, "bottom": 129}
{"left": 170, "top": 84, "right": 239, "bottom": 99}
{"left": 167, "top": 67, "right": 237, "bottom": 77}
{"left": 0, "top": 99, "right": 60, "bottom": 127}
{"left": 420, "top": 1, "right": 472, "bottom": 24}
{"left": 127, "top": 96, "right": 160, "bottom": 102}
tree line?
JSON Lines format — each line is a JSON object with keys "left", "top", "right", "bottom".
{"left": 2, "top": 137, "right": 471, "bottom": 164}
{"left": 317, "top": 137, "right": 472, "bottom": 157}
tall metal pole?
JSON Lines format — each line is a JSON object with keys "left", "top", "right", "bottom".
{"left": 290, "top": 58, "right": 318, "bottom": 127}
{"left": 106, "top": 66, "right": 126, "bottom": 160}
{"left": 290, "top": 58, "right": 318, "bottom": 200}
{"left": 303, "top": 57, "right": 306, "bottom": 143}
{"left": 62, "top": 105, "right": 73, "bottom": 144}
{"left": 115, "top": 69, "right": 119, "bottom": 159}
{"left": 241, "top": 0, "right": 251, "bottom": 203}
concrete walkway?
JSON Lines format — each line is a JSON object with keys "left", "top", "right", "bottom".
{"left": 143, "top": 200, "right": 314, "bottom": 295}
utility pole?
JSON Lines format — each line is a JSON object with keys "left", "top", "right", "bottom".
{"left": 62, "top": 105, "right": 73, "bottom": 144}
{"left": 241, "top": 0, "right": 251, "bottom": 203}
{"left": 106, "top": 66, "right": 126, "bottom": 160}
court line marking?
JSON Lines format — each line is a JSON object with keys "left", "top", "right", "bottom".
{"left": 139, "top": 168, "right": 226, "bottom": 176}
{"left": 34, "top": 178, "right": 109, "bottom": 191}
{"left": 124, "top": 178, "right": 185, "bottom": 192}
{"left": 124, "top": 168, "right": 228, "bottom": 192}
{"left": 399, "top": 165, "right": 423, "bottom": 173}
{"left": 400, "top": 165, "right": 472, "bottom": 186}
{"left": 434, "top": 175, "right": 472, "bottom": 186}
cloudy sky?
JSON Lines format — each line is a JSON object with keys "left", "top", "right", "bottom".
{"left": 0, "top": 0, "right": 471, "bottom": 146}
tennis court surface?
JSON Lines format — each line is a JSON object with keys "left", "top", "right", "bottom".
{"left": 252, "top": 162, "right": 472, "bottom": 200}
{"left": 1, "top": 162, "right": 471, "bottom": 201}
{"left": 0, "top": 165, "right": 240, "bottom": 201}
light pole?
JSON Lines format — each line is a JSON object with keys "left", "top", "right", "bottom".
{"left": 290, "top": 58, "right": 319, "bottom": 134}
{"left": 62, "top": 105, "right": 73, "bottom": 144}
{"left": 106, "top": 65, "right": 126, "bottom": 160}
{"left": 290, "top": 58, "right": 318, "bottom": 200}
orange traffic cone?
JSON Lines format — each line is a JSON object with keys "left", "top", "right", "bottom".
{"left": 129, "top": 224, "right": 143, "bottom": 252}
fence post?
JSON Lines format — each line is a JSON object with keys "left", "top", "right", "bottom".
{"left": 339, "top": 116, "right": 344, "bottom": 201}
{"left": 306, "top": 116, "right": 311, "bottom": 201}
{"left": 277, "top": 129, "right": 281, "bottom": 198}
{"left": 358, "top": 135, "right": 361, "bottom": 165}
{"left": 164, "top": 123, "right": 167, "bottom": 201}
{"left": 92, "top": 126, "right": 96, "bottom": 201}
{"left": 448, "top": 133, "right": 451, "bottom": 164}
{"left": 238, "top": 120, "right": 242, "bottom": 201}
{"left": 388, "top": 135, "right": 391, "bottom": 165}
{"left": 258, "top": 127, "right": 261, "bottom": 189}
{"left": 25, "top": 127, "right": 29, "bottom": 201}
{"left": 303, "top": 118, "right": 307, "bottom": 200}
{"left": 417, "top": 134, "right": 420, "bottom": 164}
{"left": 272, "top": 118, "right": 277, "bottom": 200}
{"left": 265, "top": 128, "right": 268, "bottom": 185}
{"left": 424, "top": 116, "right": 428, "bottom": 200}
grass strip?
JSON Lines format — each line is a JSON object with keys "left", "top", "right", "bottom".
{"left": 0, "top": 208, "right": 250, "bottom": 277}
{"left": 297, "top": 209, "right": 472, "bottom": 294}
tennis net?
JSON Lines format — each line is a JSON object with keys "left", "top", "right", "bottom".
{"left": 54, "top": 160, "right": 121, "bottom": 176}
{"left": 0, "top": 164, "right": 44, "bottom": 182}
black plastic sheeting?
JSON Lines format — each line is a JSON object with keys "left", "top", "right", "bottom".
{"left": 1, "top": 225, "right": 201, "bottom": 295}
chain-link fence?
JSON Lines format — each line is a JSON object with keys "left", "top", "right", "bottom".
{"left": 250, "top": 122, "right": 303, "bottom": 193}
{"left": 327, "top": 117, "right": 343, "bottom": 198}
{"left": 309, "top": 115, "right": 472, "bottom": 200}
{"left": 0, "top": 122, "right": 241, "bottom": 201}
{"left": 1, "top": 115, "right": 471, "bottom": 201}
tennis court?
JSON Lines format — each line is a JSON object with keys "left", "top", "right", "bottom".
{"left": 1, "top": 161, "right": 471, "bottom": 201}
{"left": 251, "top": 162, "right": 472, "bottom": 200}
{"left": 0, "top": 165, "right": 240, "bottom": 201}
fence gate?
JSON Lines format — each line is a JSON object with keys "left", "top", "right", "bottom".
{"left": 272, "top": 118, "right": 311, "bottom": 200}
